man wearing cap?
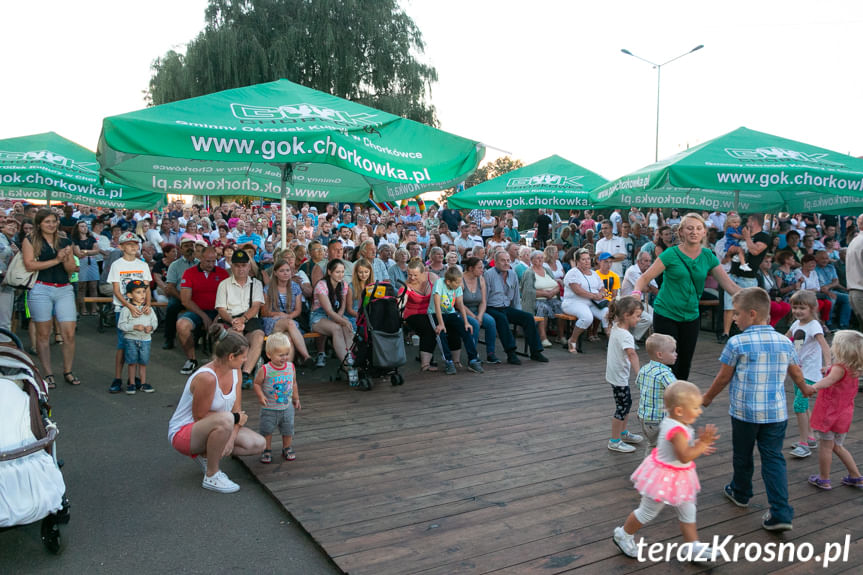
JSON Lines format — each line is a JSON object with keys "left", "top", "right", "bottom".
{"left": 177, "top": 247, "right": 229, "bottom": 374}
{"left": 161, "top": 234, "right": 200, "bottom": 350}
{"left": 595, "top": 221, "right": 627, "bottom": 276}
{"left": 106, "top": 232, "right": 153, "bottom": 393}
{"left": 483, "top": 250, "right": 548, "bottom": 365}
{"left": 215, "top": 249, "right": 265, "bottom": 389}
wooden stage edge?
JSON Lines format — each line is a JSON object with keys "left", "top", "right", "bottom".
{"left": 238, "top": 334, "right": 863, "bottom": 575}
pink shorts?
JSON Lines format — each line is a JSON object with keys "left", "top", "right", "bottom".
{"left": 171, "top": 422, "right": 195, "bottom": 457}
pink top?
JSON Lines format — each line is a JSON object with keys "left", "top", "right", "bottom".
{"left": 811, "top": 363, "right": 858, "bottom": 434}
{"left": 312, "top": 280, "right": 349, "bottom": 313}
{"left": 402, "top": 274, "right": 434, "bottom": 318}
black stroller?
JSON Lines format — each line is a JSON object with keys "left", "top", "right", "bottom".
{"left": 0, "top": 328, "right": 70, "bottom": 554}
{"left": 342, "top": 280, "right": 406, "bottom": 391}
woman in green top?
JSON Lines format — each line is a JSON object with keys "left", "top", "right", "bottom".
{"left": 633, "top": 212, "right": 739, "bottom": 379}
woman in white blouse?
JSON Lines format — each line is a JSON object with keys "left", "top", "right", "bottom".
{"left": 562, "top": 247, "right": 610, "bottom": 353}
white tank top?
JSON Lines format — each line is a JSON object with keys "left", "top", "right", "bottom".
{"left": 167, "top": 366, "right": 238, "bottom": 444}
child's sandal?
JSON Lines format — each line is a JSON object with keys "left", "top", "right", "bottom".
{"left": 260, "top": 449, "right": 272, "bottom": 464}
{"left": 283, "top": 447, "right": 296, "bottom": 461}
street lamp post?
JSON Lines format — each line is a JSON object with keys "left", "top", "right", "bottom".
{"left": 621, "top": 45, "right": 704, "bottom": 162}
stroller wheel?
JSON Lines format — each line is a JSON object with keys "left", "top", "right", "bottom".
{"left": 40, "top": 515, "right": 62, "bottom": 554}
{"left": 391, "top": 373, "right": 404, "bottom": 387}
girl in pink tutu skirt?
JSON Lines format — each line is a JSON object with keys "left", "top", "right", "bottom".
{"left": 613, "top": 380, "right": 719, "bottom": 559}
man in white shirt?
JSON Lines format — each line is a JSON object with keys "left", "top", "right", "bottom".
{"left": 468, "top": 222, "right": 484, "bottom": 248}
{"left": 609, "top": 209, "right": 623, "bottom": 235}
{"left": 845, "top": 215, "right": 863, "bottom": 327}
{"left": 707, "top": 210, "right": 727, "bottom": 231}
{"left": 620, "top": 251, "right": 658, "bottom": 341}
{"left": 595, "top": 221, "right": 626, "bottom": 276}
{"left": 455, "top": 224, "right": 475, "bottom": 257}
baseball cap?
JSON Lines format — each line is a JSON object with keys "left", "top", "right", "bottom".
{"left": 179, "top": 233, "right": 197, "bottom": 244}
{"left": 195, "top": 239, "right": 208, "bottom": 247}
{"left": 118, "top": 232, "right": 140, "bottom": 244}
{"left": 598, "top": 252, "right": 613, "bottom": 261}
{"left": 343, "top": 205, "right": 352, "bottom": 212}
{"left": 231, "top": 249, "right": 251, "bottom": 264}
{"left": 125, "top": 279, "right": 148, "bottom": 294}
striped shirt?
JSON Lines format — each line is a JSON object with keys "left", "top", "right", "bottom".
{"left": 636, "top": 361, "right": 675, "bottom": 422}
{"left": 719, "top": 324, "right": 800, "bottom": 423}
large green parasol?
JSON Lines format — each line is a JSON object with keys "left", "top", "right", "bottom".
{"left": 98, "top": 79, "right": 485, "bottom": 246}
{"left": 0, "top": 132, "right": 165, "bottom": 209}
{"left": 449, "top": 155, "right": 607, "bottom": 211}
{"left": 590, "top": 127, "right": 863, "bottom": 214}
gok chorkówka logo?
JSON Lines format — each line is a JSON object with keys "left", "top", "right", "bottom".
{"left": 725, "top": 146, "right": 845, "bottom": 167}
{"left": 230, "top": 103, "right": 381, "bottom": 128}
{"left": 507, "top": 173, "right": 584, "bottom": 189}
{"left": 0, "top": 149, "right": 98, "bottom": 174}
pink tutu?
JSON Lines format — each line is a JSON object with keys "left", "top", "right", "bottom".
{"left": 630, "top": 448, "right": 700, "bottom": 506}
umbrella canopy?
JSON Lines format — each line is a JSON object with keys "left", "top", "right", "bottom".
{"left": 590, "top": 127, "right": 863, "bottom": 214}
{"left": 448, "top": 155, "right": 607, "bottom": 211}
{"left": 0, "top": 132, "right": 165, "bottom": 209}
{"left": 98, "top": 79, "right": 484, "bottom": 206}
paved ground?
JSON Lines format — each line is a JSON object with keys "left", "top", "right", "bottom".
{"left": 0, "top": 318, "right": 340, "bottom": 575}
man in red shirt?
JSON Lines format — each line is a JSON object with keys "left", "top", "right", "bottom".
{"left": 176, "top": 247, "right": 229, "bottom": 374}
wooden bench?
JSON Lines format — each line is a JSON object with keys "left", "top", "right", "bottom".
{"left": 698, "top": 298, "right": 721, "bottom": 334}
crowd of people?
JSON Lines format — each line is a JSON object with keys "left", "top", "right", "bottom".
{"left": 3, "top": 197, "right": 863, "bottom": 500}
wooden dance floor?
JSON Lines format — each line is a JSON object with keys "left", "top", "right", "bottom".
{"left": 240, "top": 335, "right": 863, "bottom": 574}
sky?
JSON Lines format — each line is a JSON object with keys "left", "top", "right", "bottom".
{"left": 3, "top": 0, "right": 863, "bottom": 183}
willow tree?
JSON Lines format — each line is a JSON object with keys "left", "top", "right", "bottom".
{"left": 147, "top": 0, "right": 439, "bottom": 125}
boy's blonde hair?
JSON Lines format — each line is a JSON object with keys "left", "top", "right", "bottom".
{"left": 789, "top": 289, "right": 818, "bottom": 311}
{"left": 444, "top": 265, "right": 463, "bottom": 284}
{"left": 664, "top": 380, "right": 701, "bottom": 412}
{"left": 732, "top": 286, "right": 770, "bottom": 322}
{"left": 645, "top": 333, "right": 676, "bottom": 357}
{"left": 831, "top": 330, "right": 863, "bottom": 374}
{"left": 265, "top": 332, "right": 292, "bottom": 356}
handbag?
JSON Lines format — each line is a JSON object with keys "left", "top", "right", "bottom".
{"left": 577, "top": 268, "right": 609, "bottom": 309}
{"left": 2, "top": 251, "right": 36, "bottom": 290}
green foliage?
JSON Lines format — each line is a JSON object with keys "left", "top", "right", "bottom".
{"left": 443, "top": 156, "right": 524, "bottom": 200}
{"left": 148, "top": 0, "right": 438, "bottom": 125}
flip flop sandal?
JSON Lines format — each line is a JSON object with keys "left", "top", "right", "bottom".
{"left": 44, "top": 375, "right": 56, "bottom": 389}
{"left": 283, "top": 447, "right": 296, "bottom": 461}
{"left": 260, "top": 449, "right": 272, "bottom": 464}
{"left": 63, "top": 372, "right": 81, "bottom": 386}
{"left": 421, "top": 364, "right": 438, "bottom": 372}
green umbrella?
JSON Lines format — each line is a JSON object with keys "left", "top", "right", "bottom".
{"left": 0, "top": 132, "right": 165, "bottom": 209}
{"left": 98, "top": 79, "right": 484, "bottom": 246}
{"left": 448, "top": 155, "right": 608, "bottom": 211}
{"left": 590, "top": 127, "right": 863, "bottom": 214}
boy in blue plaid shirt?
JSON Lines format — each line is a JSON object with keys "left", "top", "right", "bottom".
{"left": 703, "top": 287, "right": 810, "bottom": 533}
{"left": 635, "top": 333, "right": 678, "bottom": 454}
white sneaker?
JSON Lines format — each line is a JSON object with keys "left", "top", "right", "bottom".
{"left": 202, "top": 470, "right": 240, "bottom": 493}
{"left": 613, "top": 526, "right": 638, "bottom": 557}
{"left": 789, "top": 443, "right": 812, "bottom": 458}
{"left": 608, "top": 440, "right": 636, "bottom": 453}
{"left": 731, "top": 254, "right": 741, "bottom": 263}
{"left": 621, "top": 430, "right": 644, "bottom": 444}
{"left": 315, "top": 352, "right": 327, "bottom": 368}
{"left": 739, "top": 262, "right": 752, "bottom": 272}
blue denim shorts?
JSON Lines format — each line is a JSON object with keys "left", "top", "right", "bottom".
{"left": 123, "top": 338, "right": 151, "bottom": 365}
{"left": 28, "top": 282, "right": 76, "bottom": 323}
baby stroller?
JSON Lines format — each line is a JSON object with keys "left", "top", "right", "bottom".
{"left": 342, "top": 280, "right": 406, "bottom": 391}
{"left": 0, "top": 328, "right": 70, "bottom": 554}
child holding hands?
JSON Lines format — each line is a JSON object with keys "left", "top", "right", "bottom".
{"left": 806, "top": 330, "right": 863, "bottom": 490}
{"left": 254, "top": 333, "right": 301, "bottom": 463}
{"left": 606, "top": 296, "right": 645, "bottom": 453}
{"left": 786, "top": 290, "right": 831, "bottom": 458}
{"left": 703, "top": 287, "right": 811, "bottom": 532}
{"left": 613, "top": 380, "right": 719, "bottom": 559}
